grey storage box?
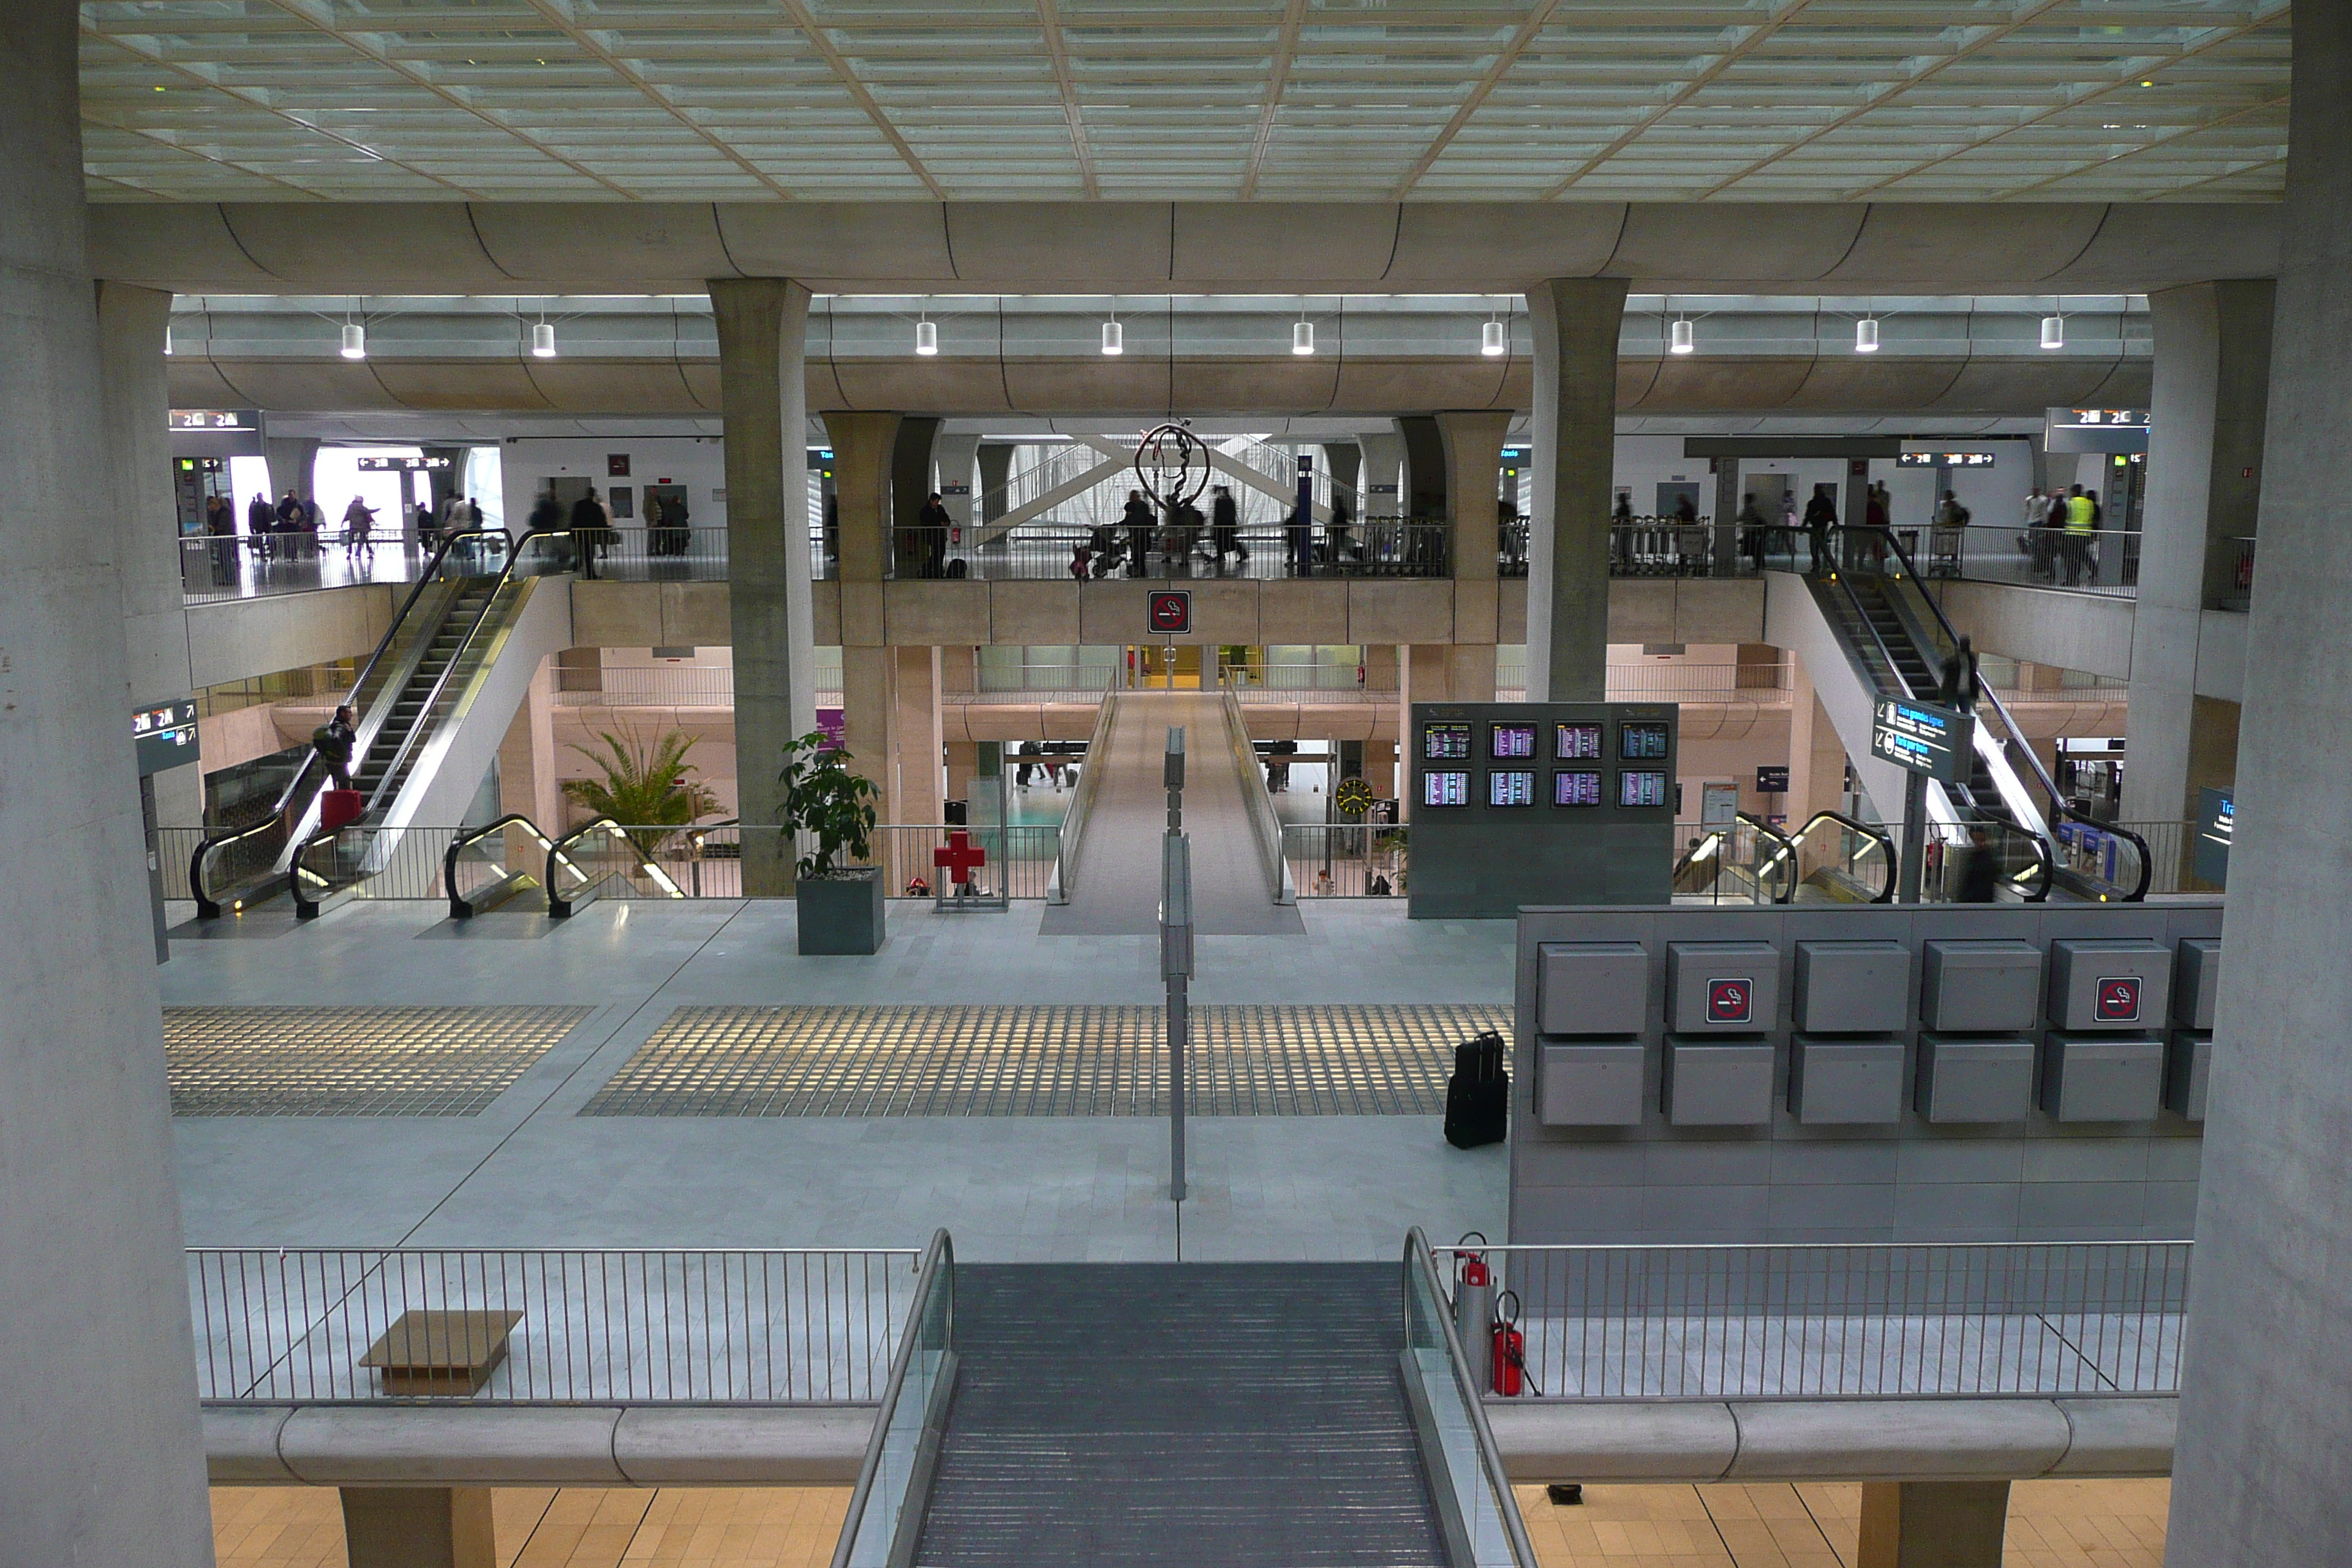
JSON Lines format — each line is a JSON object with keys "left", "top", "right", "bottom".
{"left": 1919, "top": 940, "right": 2042, "bottom": 1033}
{"left": 2174, "top": 938, "right": 2222, "bottom": 1030}
{"left": 1787, "top": 1036, "right": 1906, "bottom": 1125}
{"left": 1538, "top": 1042, "right": 1646, "bottom": 1127}
{"left": 1664, "top": 941, "right": 1779, "bottom": 1033}
{"left": 2040, "top": 1033, "right": 2165, "bottom": 1122}
{"left": 2047, "top": 938, "right": 2171, "bottom": 1032}
{"left": 1915, "top": 1034, "right": 2036, "bottom": 1123}
{"left": 2166, "top": 1030, "right": 2212, "bottom": 1122}
{"left": 1791, "top": 941, "right": 1911, "bottom": 1034}
{"left": 1662, "top": 1039, "right": 1775, "bottom": 1126}
{"left": 1537, "top": 942, "right": 1649, "bottom": 1038}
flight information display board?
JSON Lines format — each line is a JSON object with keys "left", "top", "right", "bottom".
{"left": 1409, "top": 701, "right": 1678, "bottom": 916}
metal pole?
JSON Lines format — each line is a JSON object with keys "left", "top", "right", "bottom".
{"left": 1162, "top": 728, "right": 1191, "bottom": 1202}
{"left": 1898, "top": 768, "right": 1929, "bottom": 904}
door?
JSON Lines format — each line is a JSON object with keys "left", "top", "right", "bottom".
{"left": 1134, "top": 644, "right": 1202, "bottom": 689}
{"left": 1655, "top": 481, "right": 1703, "bottom": 522}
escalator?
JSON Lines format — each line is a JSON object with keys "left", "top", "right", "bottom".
{"left": 1675, "top": 811, "right": 1896, "bottom": 905}
{"left": 1793, "top": 529, "right": 2147, "bottom": 902}
{"left": 192, "top": 529, "right": 577, "bottom": 918}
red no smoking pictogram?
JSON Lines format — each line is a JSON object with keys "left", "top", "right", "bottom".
{"left": 2095, "top": 976, "right": 2141, "bottom": 1022}
{"left": 1707, "top": 979, "right": 1752, "bottom": 1025}
{"left": 1148, "top": 589, "right": 1191, "bottom": 634}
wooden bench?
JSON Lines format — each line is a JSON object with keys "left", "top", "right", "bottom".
{"left": 358, "top": 1309, "right": 524, "bottom": 1395}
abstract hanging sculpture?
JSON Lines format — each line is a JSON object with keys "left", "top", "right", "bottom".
{"left": 1133, "top": 420, "right": 1211, "bottom": 515}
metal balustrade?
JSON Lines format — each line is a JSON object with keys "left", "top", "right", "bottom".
{"left": 1437, "top": 1240, "right": 2190, "bottom": 1400}
{"left": 189, "top": 1246, "right": 921, "bottom": 1406}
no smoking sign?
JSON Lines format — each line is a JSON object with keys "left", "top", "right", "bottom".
{"left": 1147, "top": 590, "right": 1191, "bottom": 635}
{"left": 2095, "top": 976, "right": 2141, "bottom": 1023}
{"left": 1706, "top": 979, "right": 1754, "bottom": 1025}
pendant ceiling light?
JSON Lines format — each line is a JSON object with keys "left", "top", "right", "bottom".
{"left": 1481, "top": 317, "right": 1507, "bottom": 357}
{"left": 915, "top": 315, "right": 938, "bottom": 355}
{"left": 1292, "top": 317, "right": 1316, "bottom": 356}
{"left": 2040, "top": 312, "right": 2065, "bottom": 350}
{"left": 1670, "top": 317, "right": 1694, "bottom": 354}
{"left": 340, "top": 322, "right": 366, "bottom": 360}
{"left": 1101, "top": 318, "right": 1123, "bottom": 355}
{"left": 532, "top": 321, "right": 557, "bottom": 358}
{"left": 1855, "top": 317, "right": 1880, "bottom": 353}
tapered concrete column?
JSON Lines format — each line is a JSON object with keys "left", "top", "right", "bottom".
{"left": 1361, "top": 427, "right": 1408, "bottom": 515}
{"left": 2122, "top": 281, "right": 2270, "bottom": 838}
{"left": 97, "top": 281, "right": 203, "bottom": 828}
{"left": 2168, "top": 12, "right": 2352, "bottom": 1562}
{"left": 0, "top": 6, "right": 214, "bottom": 1562}
{"left": 891, "top": 416, "right": 941, "bottom": 576}
{"left": 1857, "top": 1482, "right": 2009, "bottom": 1567}
{"left": 892, "top": 646, "right": 943, "bottom": 825}
{"left": 935, "top": 433, "right": 979, "bottom": 532}
{"left": 826, "top": 412, "right": 902, "bottom": 807}
{"left": 1786, "top": 657, "right": 1850, "bottom": 825}
{"left": 341, "top": 1487, "right": 495, "bottom": 1568}
{"left": 497, "top": 656, "right": 559, "bottom": 829}
{"left": 841, "top": 645, "right": 897, "bottom": 807}
{"left": 1526, "top": 278, "right": 1630, "bottom": 701}
{"left": 264, "top": 434, "right": 320, "bottom": 502}
{"left": 711, "top": 279, "right": 816, "bottom": 894}
{"left": 976, "top": 442, "right": 1014, "bottom": 525}
{"left": 1324, "top": 441, "right": 1361, "bottom": 509}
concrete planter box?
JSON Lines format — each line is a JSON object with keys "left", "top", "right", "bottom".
{"left": 796, "top": 870, "right": 886, "bottom": 955}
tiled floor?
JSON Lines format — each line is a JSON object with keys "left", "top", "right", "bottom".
{"left": 166, "top": 1006, "right": 590, "bottom": 1116}
{"left": 211, "top": 1480, "right": 2167, "bottom": 1567}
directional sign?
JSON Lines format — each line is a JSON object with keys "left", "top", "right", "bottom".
{"left": 1707, "top": 979, "right": 1754, "bottom": 1025}
{"left": 132, "top": 698, "right": 200, "bottom": 777}
{"left": 1147, "top": 589, "right": 1191, "bottom": 635}
{"left": 2094, "top": 976, "right": 2143, "bottom": 1024}
{"left": 1872, "top": 698, "right": 1974, "bottom": 786}
{"left": 2194, "top": 785, "right": 2233, "bottom": 888}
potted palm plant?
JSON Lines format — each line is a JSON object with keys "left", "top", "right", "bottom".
{"left": 563, "top": 727, "right": 721, "bottom": 858}
{"left": 777, "top": 730, "right": 885, "bottom": 954}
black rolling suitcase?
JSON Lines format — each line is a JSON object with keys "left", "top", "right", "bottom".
{"left": 1444, "top": 1030, "right": 1509, "bottom": 1149}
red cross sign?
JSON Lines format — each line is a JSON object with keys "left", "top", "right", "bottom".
{"left": 933, "top": 830, "right": 988, "bottom": 883}
{"left": 1707, "top": 979, "right": 1753, "bottom": 1025}
{"left": 2094, "top": 976, "right": 2141, "bottom": 1022}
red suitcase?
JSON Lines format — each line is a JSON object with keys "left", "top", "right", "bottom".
{"left": 318, "top": 788, "right": 363, "bottom": 832}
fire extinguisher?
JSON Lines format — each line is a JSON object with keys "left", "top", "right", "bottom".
{"left": 1490, "top": 1289, "right": 1539, "bottom": 1396}
{"left": 1452, "top": 1231, "right": 1491, "bottom": 1353}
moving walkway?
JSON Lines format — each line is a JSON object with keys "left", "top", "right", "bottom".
{"left": 190, "top": 528, "right": 578, "bottom": 918}
{"left": 1673, "top": 810, "right": 1896, "bottom": 904}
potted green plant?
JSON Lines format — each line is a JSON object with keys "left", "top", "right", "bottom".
{"left": 563, "top": 726, "right": 720, "bottom": 858}
{"left": 777, "top": 731, "right": 885, "bottom": 954}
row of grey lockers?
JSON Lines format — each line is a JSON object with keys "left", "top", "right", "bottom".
{"left": 1534, "top": 935, "right": 2221, "bottom": 1037}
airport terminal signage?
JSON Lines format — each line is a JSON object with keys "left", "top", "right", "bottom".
{"left": 1896, "top": 451, "right": 1997, "bottom": 468}
{"left": 1872, "top": 698, "right": 1973, "bottom": 785}
{"left": 168, "top": 408, "right": 263, "bottom": 458}
{"left": 2195, "top": 785, "right": 2233, "bottom": 888}
{"left": 2046, "top": 407, "right": 2150, "bottom": 454}
{"left": 133, "top": 699, "right": 199, "bottom": 776}
{"left": 356, "top": 455, "right": 454, "bottom": 472}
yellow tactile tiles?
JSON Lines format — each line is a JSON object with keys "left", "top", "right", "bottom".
{"left": 1512, "top": 1479, "right": 2171, "bottom": 1568}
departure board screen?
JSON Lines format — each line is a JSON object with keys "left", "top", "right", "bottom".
{"left": 1556, "top": 723, "right": 1604, "bottom": 760}
{"left": 1424, "top": 723, "right": 1472, "bottom": 761}
{"left": 1422, "top": 769, "right": 1471, "bottom": 807}
{"left": 1620, "top": 721, "right": 1670, "bottom": 760}
{"left": 1491, "top": 723, "right": 1537, "bottom": 759}
{"left": 1488, "top": 769, "right": 1535, "bottom": 807}
{"left": 1553, "top": 769, "right": 1602, "bottom": 807}
{"left": 1619, "top": 769, "right": 1669, "bottom": 808}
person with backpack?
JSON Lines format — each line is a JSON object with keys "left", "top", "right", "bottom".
{"left": 312, "top": 705, "right": 358, "bottom": 790}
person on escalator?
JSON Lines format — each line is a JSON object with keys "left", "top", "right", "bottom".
{"left": 1859, "top": 483, "right": 1894, "bottom": 574}
{"left": 1954, "top": 826, "right": 1999, "bottom": 903}
{"left": 1737, "top": 492, "right": 1770, "bottom": 573}
{"left": 1802, "top": 484, "right": 1838, "bottom": 573}
{"left": 314, "top": 706, "right": 358, "bottom": 791}
{"left": 1937, "top": 634, "right": 1980, "bottom": 709}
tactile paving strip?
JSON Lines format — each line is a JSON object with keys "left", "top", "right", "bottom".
{"left": 579, "top": 1003, "right": 1510, "bottom": 1117}
{"left": 165, "top": 1006, "right": 592, "bottom": 1117}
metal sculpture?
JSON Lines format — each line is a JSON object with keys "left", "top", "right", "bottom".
{"left": 1133, "top": 420, "right": 1211, "bottom": 515}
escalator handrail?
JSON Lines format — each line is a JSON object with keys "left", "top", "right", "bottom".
{"left": 358, "top": 529, "right": 554, "bottom": 815}
{"left": 829, "top": 1228, "right": 956, "bottom": 1568}
{"left": 1737, "top": 810, "right": 1801, "bottom": 904}
{"left": 444, "top": 813, "right": 558, "bottom": 917}
{"left": 186, "top": 525, "right": 511, "bottom": 911}
{"left": 543, "top": 815, "right": 687, "bottom": 915}
{"left": 1404, "top": 1228, "right": 1539, "bottom": 1568}
{"left": 1814, "top": 565, "right": 1925, "bottom": 703}
{"left": 1789, "top": 810, "right": 1898, "bottom": 902}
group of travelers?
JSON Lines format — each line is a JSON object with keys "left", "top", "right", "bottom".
{"left": 2021, "top": 484, "right": 2104, "bottom": 587}
{"left": 1085, "top": 486, "right": 1360, "bottom": 579}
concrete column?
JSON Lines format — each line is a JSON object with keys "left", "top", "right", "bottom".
{"left": 935, "top": 433, "right": 979, "bottom": 533}
{"left": 711, "top": 279, "right": 816, "bottom": 894}
{"left": 1364, "top": 736, "right": 1398, "bottom": 803}
{"left": 946, "top": 742, "right": 979, "bottom": 807}
{"left": 1856, "top": 1482, "right": 2009, "bottom": 1568}
{"left": 1445, "top": 645, "right": 1496, "bottom": 703}
{"left": 1324, "top": 441, "right": 1362, "bottom": 511}
{"left": 977, "top": 442, "right": 1014, "bottom": 525}
{"left": 340, "top": 1487, "right": 495, "bottom": 1568}
{"left": 1397, "top": 643, "right": 1447, "bottom": 823}
{"left": 1362, "top": 644, "right": 1399, "bottom": 691}
{"left": 2167, "top": 12, "right": 2352, "bottom": 1562}
{"left": 892, "top": 646, "right": 943, "bottom": 826}
{"left": 842, "top": 645, "right": 897, "bottom": 809}
{"left": 1360, "top": 426, "right": 1408, "bottom": 515}
{"left": 1398, "top": 416, "right": 1447, "bottom": 519}
{"left": 1526, "top": 277, "right": 1630, "bottom": 701}
{"left": 826, "top": 411, "right": 900, "bottom": 592}
{"left": 891, "top": 416, "right": 941, "bottom": 577}
{"left": 264, "top": 434, "right": 320, "bottom": 502}
{"left": 1786, "top": 657, "right": 1849, "bottom": 825}
{"left": 0, "top": 5, "right": 214, "bottom": 1561}
{"left": 497, "top": 655, "right": 559, "bottom": 829}
{"left": 2122, "top": 280, "right": 2272, "bottom": 832}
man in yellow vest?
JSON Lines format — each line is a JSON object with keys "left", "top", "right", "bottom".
{"left": 2061, "top": 483, "right": 2098, "bottom": 587}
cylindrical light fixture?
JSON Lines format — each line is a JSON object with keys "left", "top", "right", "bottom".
{"left": 2040, "top": 314, "right": 2065, "bottom": 350}
{"left": 532, "top": 321, "right": 557, "bottom": 358}
{"left": 1670, "top": 317, "right": 1695, "bottom": 355}
{"left": 915, "top": 317, "right": 938, "bottom": 355}
{"left": 1855, "top": 317, "right": 1880, "bottom": 353}
{"left": 163, "top": 323, "right": 174, "bottom": 357}
{"left": 1292, "top": 318, "right": 1316, "bottom": 356}
{"left": 340, "top": 323, "right": 366, "bottom": 360}
{"left": 1481, "top": 318, "right": 1507, "bottom": 357}
{"left": 1101, "top": 318, "right": 1123, "bottom": 355}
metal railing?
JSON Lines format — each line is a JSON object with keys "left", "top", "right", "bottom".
{"left": 547, "top": 818, "right": 689, "bottom": 915}
{"left": 883, "top": 519, "right": 1452, "bottom": 581}
{"left": 1672, "top": 813, "right": 1800, "bottom": 904}
{"left": 1403, "top": 1231, "right": 1538, "bottom": 1567}
{"left": 554, "top": 665, "right": 736, "bottom": 706}
{"left": 831, "top": 1230, "right": 957, "bottom": 1568}
{"left": 1438, "top": 1240, "right": 2190, "bottom": 1401}
{"left": 864, "top": 824, "right": 1062, "bottom": 900}
{"left": 1913, "top": 522, "right": 2142, "bottom": 600}
{"left": 181, "top": 534, "right": 429, "bottom": 606}
{"left": 573, "top": 524, "right": 731, "bottom": 582}
{"left": 2219, "top": 536, "right": 2254, "bottom": 611}
{"left": 1048, "top": 693, "right": 1118, "bottom": 904}
{"left": 1221, "top": 690, "right": 1297, "bottom": 905}
{"left": 189, "top": 1245, "right": 921, "bottom": 1406}
{"left": 1285, "top": 822, "right": 1407, "bottom": 897}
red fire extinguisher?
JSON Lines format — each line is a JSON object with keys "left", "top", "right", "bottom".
{"left": 1490, "top": 1289, "right": 1538, "bottom": 1397}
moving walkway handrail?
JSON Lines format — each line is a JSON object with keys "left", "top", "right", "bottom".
{"left": 444, "top": 813, "right": 559, "bottom": 918}
{"left": 1403, "top": 1228, "right": 1538, "bottom": 1568}
{"left": 1789, "top": 810, "right": 1898, "bottom": 903}
{"left": 831, "top": 1228, "right": 957, "bottom": 1568}
{"left": 1671, "top": 813, "right": 1799, "bottom": 904}
{"left": 1743, "top": 811, "right": 1800, "bottom": 903}
{"left": 1047, "top": 691, "right": 1118, "bottom": 905}
{"left": 543, "top": 815, "right": 686, "bottom": 916}
{"left": 1221, "top": 689, "right": 1298, "bottom": 905}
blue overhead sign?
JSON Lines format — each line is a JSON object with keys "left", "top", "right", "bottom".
{"left": 2195, "top": 785, "right": 2233, "bottom": 888}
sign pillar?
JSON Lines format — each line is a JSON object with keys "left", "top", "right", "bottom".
{"left": 1161, "top": 728, "right": 1192, "bottom": 1202}
{"left": 1870, "top": 696, "right": 1975, "bottom": 905}
{"left": 1898, "top": 769, "right": 1929, "bottom": 904}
